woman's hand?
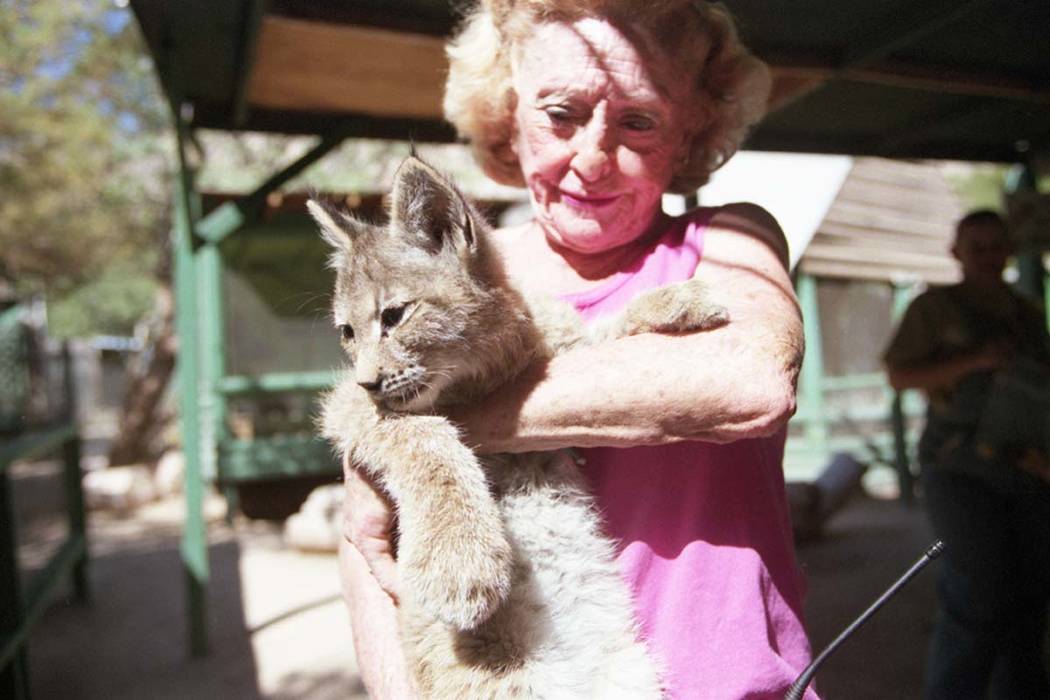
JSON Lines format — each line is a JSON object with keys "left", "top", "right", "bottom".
{"left": 342, "top": 458, "right": 400, "bottom": 601}
{"left": 339, "top": 458, "right": 419, "bottom": 697}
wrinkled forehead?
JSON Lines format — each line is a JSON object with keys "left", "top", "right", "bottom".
{"left": 512, "top": 17, "right": 698, "bottom": 106}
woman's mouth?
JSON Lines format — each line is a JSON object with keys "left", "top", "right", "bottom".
{"left": 560, "top": 191, "right": 621, "bottom": 210}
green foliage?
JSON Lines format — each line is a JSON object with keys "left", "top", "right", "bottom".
{"left": 945, "top": 163, "right": 1009, "bottom": 213}
{"left": 0, "top": 0, "right": 171, "bottom": 334}
{"left": 48, "top": 254, "right": 158, "bottom": 338}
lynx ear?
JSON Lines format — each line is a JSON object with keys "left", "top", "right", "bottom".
{"left": 307, "top": 199, "right": 356, "bottom": 252}
{"left": 389, "top": 156, "right": 478, "bottom": 255}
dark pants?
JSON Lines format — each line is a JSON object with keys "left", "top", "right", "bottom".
{"left": 922, "top": 466, "right": 1050, "bottom": 700}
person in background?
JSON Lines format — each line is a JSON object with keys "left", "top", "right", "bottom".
{"left": 884, "top": 209, "right": 1050, "bottom": 700}
{"left": 339, "top": 1, "right": 818, "bottom": 697}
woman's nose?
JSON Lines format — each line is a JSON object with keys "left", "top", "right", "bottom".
{"left": 570, "top": 120, "right": 613, "bottom": 183}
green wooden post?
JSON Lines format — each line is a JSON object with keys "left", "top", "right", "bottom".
{"left": 198, "top": 242, "right": 226, "bottom": 482}
{"left": 1045, "top": 267, "right": 1050, "bottom": 333}
{"left": 60, "top": 342, "right": 89, "bottom": 602}
{"left": 797, "top": 273, "right": 828, "bottom": 447}
{"left": 1006, "top": 162, "right": 1047, "bottom": 307}
{"left": 0, "top": 469, "right": 30, "bottom": 700}
{"left": 172, "top": 114, "right": 210, "bottom": 657}
{"left": 198, "top": 237, "right": 232, "bottom": 519}
{"left": 890, "top": 283, "right": 916, "bottom": 503}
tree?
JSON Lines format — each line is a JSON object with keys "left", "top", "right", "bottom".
{"left": 1, "top": 0, "right": 176, "bottom": 464}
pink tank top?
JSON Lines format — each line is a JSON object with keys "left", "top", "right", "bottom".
{"left": 560, "top": 209, "right": 818, "bottom": 700}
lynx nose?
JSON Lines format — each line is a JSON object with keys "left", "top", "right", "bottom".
{"left": 357, "top": 378, "right": 381, "bottom": 393}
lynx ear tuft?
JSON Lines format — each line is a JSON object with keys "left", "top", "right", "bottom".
{"left": 307, "top": 199, "right": 355, "bottom": 252}
{"left": 389, "top": 156, "right": 478, "bottom": 255}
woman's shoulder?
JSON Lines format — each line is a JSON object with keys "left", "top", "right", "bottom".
{"left": 680, "top": 202, "right": 788, "bottom": 270}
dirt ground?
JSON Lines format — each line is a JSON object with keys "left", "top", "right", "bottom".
{"left": 15, "top": 464, "right": 946, "bottom": 700}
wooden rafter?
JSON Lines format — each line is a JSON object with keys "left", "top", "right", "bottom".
{"left": 245, "top": 16, "right": 447, "bottom": 120}
{"left": 231, "top": 0, "right": 269, "bottom": 126}
{"left": 766, "top": 0, "right": 999, "bottom": 114}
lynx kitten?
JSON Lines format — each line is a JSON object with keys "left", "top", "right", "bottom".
{"left": 312, "top": 156, "right": 727, "bottom": 698}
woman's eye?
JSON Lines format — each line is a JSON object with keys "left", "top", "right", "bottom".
{"left": 544, "top": 106, "right": 576, "bottom": 123}
{"left": 381, "top": 304, "right": 407, "bottom": 329}
{"left": 622, "top": 114, "right": 657, "bottom": 132}
{"left": 339, "top": 324, "right": 354, "bottom": 342}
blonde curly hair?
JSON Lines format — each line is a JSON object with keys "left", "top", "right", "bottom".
{"left": 444, "top": 0, "right": 771, "bottom": 193}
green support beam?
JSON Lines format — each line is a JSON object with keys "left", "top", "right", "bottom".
{"left": 198, "top": 240, "right": 226, "bottom": 483}
{"left": 890, "top": 282, "right": 917, "bottom": 504}
{"left": 168, "top": 98, "right": 351, "bottom": 657}
{"left": 195, "top": 129, "right": 351, "bottom": 245}
{"left": 797, "top": 273, "right": 828, "bottom": 445}
{"left": 1006, "top": 162, "right": 1048, "bottom": 319}
{"left": 0, "top": 467, "right": 29, "bottom": 700}
{"left": 172, "top": 113, "right": 210, "bottom": 657}
{"left": 217, "top": 370, "right": 338, "bottom": 396}
{"left": 0, "top": 419, "right": 86, "bottom": 697}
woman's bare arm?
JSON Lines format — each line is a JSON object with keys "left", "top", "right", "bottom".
{"left": 337, "top": 463, "right": 418, "bottom": 699}
{"left": 340, "top": 539, "right": 418, "bottom": 699}
{"left": 451, "top": 203, "right": 803, "bottom": 453}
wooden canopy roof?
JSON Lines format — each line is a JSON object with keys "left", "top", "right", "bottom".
{"left": 130, "top": 0, "right": 1050, "bottom": 163}
{"left": 798, "top": 158, "right": 965, "bottom": 284}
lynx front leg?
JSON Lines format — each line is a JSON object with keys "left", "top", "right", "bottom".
{"left": 352, "top": 414, "right": 514, "bottom": 631}
{"left": 618, "top": 278, "right": 729, "bottom": 336}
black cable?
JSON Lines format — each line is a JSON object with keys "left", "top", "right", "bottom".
{"left": 783, "top": 540, "right": 945, "bottom": 700}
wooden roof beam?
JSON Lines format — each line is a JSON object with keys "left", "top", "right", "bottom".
{"left": 767, "top": 0, "right": 996, "bottom": 114}
{"left": 876, "top": 98, "right": 1002, "bottom": 158}
{"left": 231, "top": 0, "right": 269, "bottom": 126}
{"left": 771, "top": 64, "right": 1050, "bottom": 105}
{"left": 840, "top": 0, "right": 994, "bottom": 70}
{"left": 246, "top": 17, "right": 447, "bottom": 120}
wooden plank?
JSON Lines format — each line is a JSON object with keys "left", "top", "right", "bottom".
{"left": 800, "top": 258, "right": 959, "bottom": 284}
{"left": 834, "top": 179, "right": 963, "bottom": 214}
{"left": 804, "top": 242, "right": 960, "bottom": 268}
{"left": 247, "top": 16, "right": 447, "bottom": 119}
{"left": 815, "top": 226, "right": 956, "bottom": 255}
{"left": 769, "top": 60, "right": 1050, "bottom": 105}
{"left": 820, "top": 202, "right": 957, "bottom": 237}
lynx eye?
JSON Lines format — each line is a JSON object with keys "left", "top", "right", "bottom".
{"left": 381, "top": 303, "right": 409, "bottom": 331}
{"left": 339, "top": 324, "right": 354, "bottom": 342}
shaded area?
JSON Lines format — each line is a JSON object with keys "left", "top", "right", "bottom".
{"left": 17, "top": 484, "right": 365, "bottom": 699}
{"left": 28, "top": 539, "right": 263, "bottom": 699}
{"left": 18, "top": 467, "right": 1040, "bottom": 699}
{"left": 798, "top": 495, "right": 937, "bottom": 699}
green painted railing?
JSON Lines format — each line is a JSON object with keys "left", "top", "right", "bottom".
{"left": 1, "top": 422, "right": 88, "bottom": 700}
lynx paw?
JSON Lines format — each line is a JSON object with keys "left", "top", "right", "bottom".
{"left": 401, "top": 513, "right": 514, "bottom": 631}
{"left": 622, "top": 279, "right": 729, "bottom": 335}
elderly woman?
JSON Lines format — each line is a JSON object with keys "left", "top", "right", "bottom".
{"left": 340, "top": 1, "right": 815, "bottom": 697}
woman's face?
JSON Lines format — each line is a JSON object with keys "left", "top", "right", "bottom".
{"left": 510, "top": 18, "right": 696, "bottom": 255}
